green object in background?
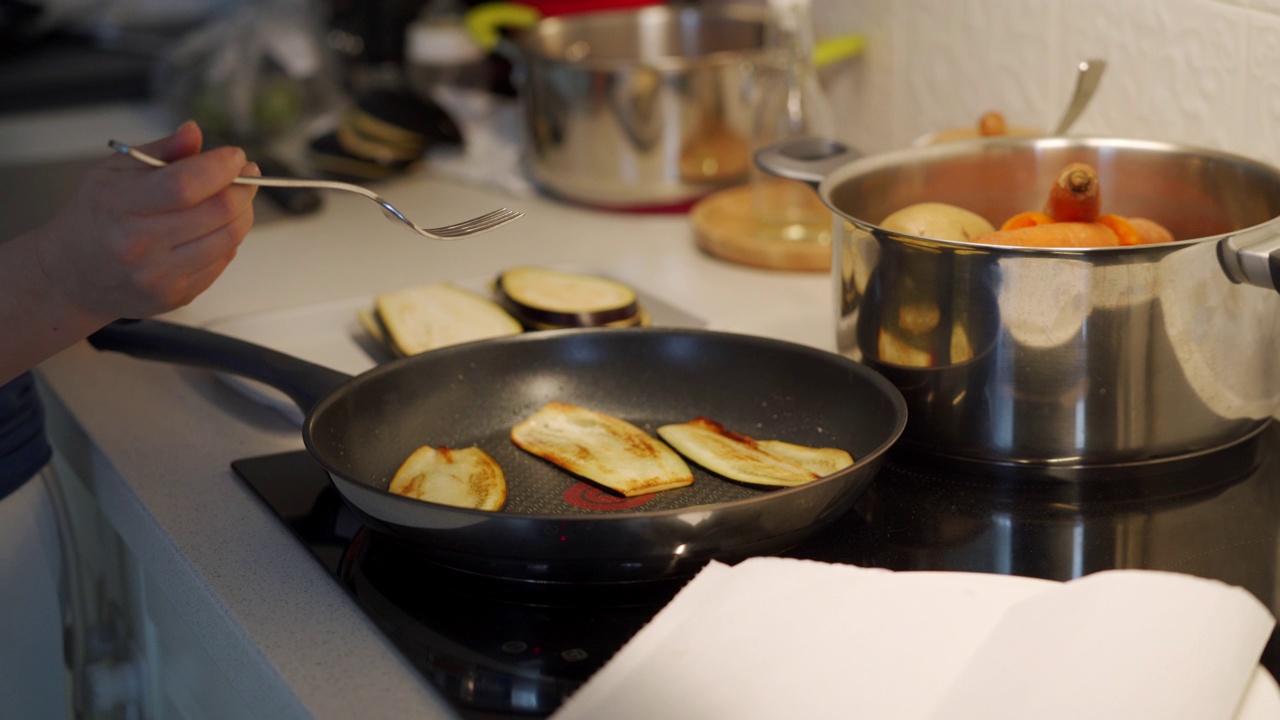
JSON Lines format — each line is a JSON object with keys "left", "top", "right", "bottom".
{"left": 814, "top": 33, "right": 864, "bottom": 68}
{"left": 190, "top": 83, "right": 233, "bottom": 138}
{"left": 253, "top": 76, "right": 304, "bottom": 138}
{"left": 465, "top": 2, "right": 542, "bottom": 50}
{"left": 186, "top": 76, "right": 304, "bottom": 142}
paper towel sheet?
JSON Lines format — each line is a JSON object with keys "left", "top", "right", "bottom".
{"left": 552, "top": 558, "right": 1277, "bottom": 720}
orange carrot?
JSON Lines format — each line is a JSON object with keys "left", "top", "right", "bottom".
{"left": 972, "top": 222, "right": 1121, "bottom": 248}
{"left": 1044, "top": 162, "right": 1101, "bottom": 222}
{"left": 988, "top": 161, "right": 1177, "bottom": 247}
{"left": 1000, "top": 211, "right": 1054, "bottom": 231}
{"left": 1095, "top": 214, "right": 1141, "bottom": 246}
{"left": 1128, "top": 217, "right": 1175, "bottom": 245}
{"left": 979, "top": 111, "right": 1007, "bottom": 137}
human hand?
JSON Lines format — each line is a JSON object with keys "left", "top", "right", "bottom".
{"left": 34, "top": 120, "right": 260, "bottom": 321}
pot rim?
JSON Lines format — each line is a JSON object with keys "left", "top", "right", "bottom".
{"left": 511, "top": 3, "right": 772, "bottom": 73}
{"left": 819, "top": 135, "right": 1280, "bottom": 256}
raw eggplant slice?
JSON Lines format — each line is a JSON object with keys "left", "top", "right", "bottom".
{"left": 494, "top": 266, "right": 640, "bottom": 328}
{"left": 511, "top": 402, "right": 693, "bottom": 497}
{"left": 356, "top": 307, "right": 389, "bottom": 349}
{"left": 374, "top": 282, "right": 521, "bottom": 356}
{"left": 517, "top": 306, "right": 651, "bottom": 331}
{"left": 657, "top": 417, "right": 853, "bottom": 487}
{"left": 389, "top": 445, "right": 507, "bottom": 511}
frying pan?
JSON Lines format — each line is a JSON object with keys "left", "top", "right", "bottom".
{"left": 88, "top": 319, "right": 906, "bottom": 583}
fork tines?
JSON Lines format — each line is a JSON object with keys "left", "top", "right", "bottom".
{"left": 429, "top": 208, "right": 525, "bottom": 238}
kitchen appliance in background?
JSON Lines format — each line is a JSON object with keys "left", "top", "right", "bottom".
{"left": 403, "top": 0, "right": 494, "bottom": 100}
{"left": 0, "top": 0, "right": 219, "bottom": 113}
{"left": 153, "top": 1, "right": 344, "bottom": 148}
{"left": 746, "top": 0, "right": 833, "bottom": 249}
{"left": 326, "top": 0, "right": 429, "bottom": 73}
{"left": 471, "top": 2, "right": 771, "bottom": 210}
{"left": 404, "top": 0, "right": 662, "bottom": 103}
{"left": 691, "top": 0, "right": 853, "bottom": 272}
{"left": 41, "top": 419, "right": 264, "bottom": 720}
{"left": 147, "top": 0, "right": 353, "bottom": 216}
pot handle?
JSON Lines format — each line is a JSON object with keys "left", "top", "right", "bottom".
{"left": 87, "top": 318, "right": 353, "bottom": 416}
{"left": 1217, "top": 220, "right": 1280, "bottom": 292}
{"left": 465, "top": 2, "right": 541, "bottom": 62}
{"left": 754, "top": 137, "right": 862, "bottom": 189}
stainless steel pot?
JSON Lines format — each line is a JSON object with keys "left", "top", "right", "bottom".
{"left": 758, "top": 136, "right": 1280, "bottom": 468}
{"left": 493, "top": 4, "right": 770, "bottom": 209}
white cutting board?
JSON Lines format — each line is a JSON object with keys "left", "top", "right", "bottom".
{"left": 203, "top": 271, "right": 704, "bottom": 424}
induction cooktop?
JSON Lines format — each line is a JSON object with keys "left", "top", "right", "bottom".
{"left": 234, "top": 423, "right": 1280, "bottom": 718}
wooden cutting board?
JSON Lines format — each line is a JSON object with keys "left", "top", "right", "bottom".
{"left": 690, "top": 183, "right": 833, "bottom": 272}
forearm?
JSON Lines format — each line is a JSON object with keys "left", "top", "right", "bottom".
{"left": 0, "top": 225, "right": 114, "bottom": 386}
{"left": 0, "top": 122, "right": 257, "bottom": 386}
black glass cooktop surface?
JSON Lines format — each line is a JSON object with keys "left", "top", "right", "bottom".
{"left": 233, "top": 423, "right": 1280, "bottom": 718}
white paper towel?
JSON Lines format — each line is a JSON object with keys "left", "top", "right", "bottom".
{"left": 551, "top": 558, "right": 1278, "bottom": 720}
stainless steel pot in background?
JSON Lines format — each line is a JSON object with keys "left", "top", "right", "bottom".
{"left": 758, "top": 136, "right": 1280, "bottom": 468}
{"left": 482, "top": 4, "right": 770, "bottom": 209}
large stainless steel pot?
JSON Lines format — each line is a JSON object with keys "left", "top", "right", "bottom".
{"left": 758, "top": 136, "right": 1280, "bottom": 468}
{"left": 491, "top": 4, "right": 770, "bottom": 209}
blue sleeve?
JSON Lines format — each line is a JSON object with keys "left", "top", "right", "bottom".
{"left": 0, "top": 372, "right": 52, "bottom": 501}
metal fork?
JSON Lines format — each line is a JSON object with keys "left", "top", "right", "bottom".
{"left": 108, "top": 140, "right": 523, "bottom": 240}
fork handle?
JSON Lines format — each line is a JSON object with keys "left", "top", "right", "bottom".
{"left": 108, "top": 140, "right": 378, "bottom": 200}
{"left": 229, "top": 176, "right": 374, "bottom": 198}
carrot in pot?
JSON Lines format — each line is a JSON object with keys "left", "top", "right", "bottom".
{"left": 971, "top": 221, "right": 1122, "bottom": 248}
{"left": 1044, "top": 162, "right": 1101, "bottom": 222}
{"left": 1000, "top": 211, "right": 1054, "bottom": 231}
{"left": 1128, "top": 217, "right": 1176, "bottom": 245}
{"left": 979, "top": 111, "right": 1007, "bottom": 137}
{"left": 986, "top": 161, "right": 1177, "bottom": 247}
{"left": 885, "top": 162, "right": 1179, "bottom": 249}
{"left": 1095, "top": 214, "right": 1141, "bottom": 246}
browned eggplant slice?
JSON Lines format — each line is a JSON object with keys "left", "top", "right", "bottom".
{"left": 510, "top": 402, "right": 693, "bottom": 497}
{"left": 389, "top": 445, "right": 507, "bottom": 510}
{"left": 657, "top": 417, "right": 854, "bottom": 487}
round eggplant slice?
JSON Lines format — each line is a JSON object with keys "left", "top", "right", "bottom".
{"left": 518, "top": 306, "right": 650, "bottom": 332}
{"left": 494, "top": 266, "right": 640, "bottom": 328}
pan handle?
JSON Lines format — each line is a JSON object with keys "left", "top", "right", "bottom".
{"left": 753, "top": 136, "right": 861, "bottom": 189}
{"left": 87, "top": 318, "right": 353, "bottom": 415}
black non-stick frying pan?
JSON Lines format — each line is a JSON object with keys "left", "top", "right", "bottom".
{"left": 88, "top": 319, "right": 907, "bottom": 583}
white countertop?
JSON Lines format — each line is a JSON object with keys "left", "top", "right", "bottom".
{"left": 34, "top": 139, "right": 836, "bottom": 719}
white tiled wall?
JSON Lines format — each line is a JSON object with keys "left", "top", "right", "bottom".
{"left": 812, "top": 0, "right": 1280, "bottom": 167}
